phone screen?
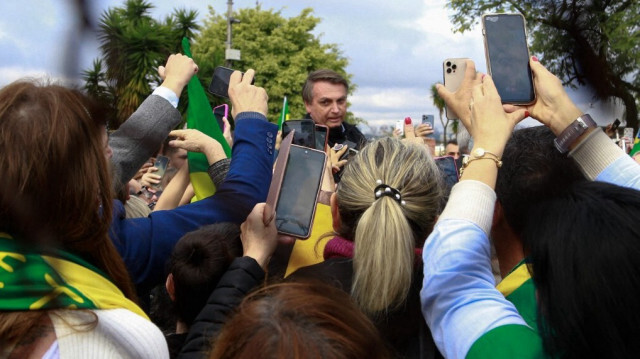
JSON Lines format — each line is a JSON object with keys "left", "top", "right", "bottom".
{"left": 213, "top": 104, "right": 228, "bottom": 132}
{"left": 314, "top": 125, "right": 328, "bottom": 151}
{"left": 483, "top": 14, "right": 535, "bottom": 104}
{"left": 275, "top": 146, "right": 326, "bottom": 238}
{"left": 208, "top": 66, "right": 254, "bottom": 99}
{"left": 152, "top": 155, "right": 170, "bottom": 189}
{"left": 282, "top": 119, "right": 316, "bottom": 148}
{"left": 422, "top": 115, "right": 435, "bottom": 138}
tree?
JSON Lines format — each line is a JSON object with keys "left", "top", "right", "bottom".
{"left": 431, "top": 84, "right": 448, "bottom": 143}
{"left": 193, "top": 5, "right": 355, "bottom": 124}
{"left": 447, "top": 0, "right": 640, "bottom": 130}
{"left": 84, "top": 0, "right": 199, "bottom": 128}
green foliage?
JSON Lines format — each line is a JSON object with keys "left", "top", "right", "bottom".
{"left": 84, "top": 0, "right": 200, "bottom": 128}
{"left": 446, "top": 0, "right": 640, "bottom": 130}
{"left": 193, "top": 5, "right": 352, "bottom": 123}
{"left": 431, "top": 83, "right": 448, "bottom": 143}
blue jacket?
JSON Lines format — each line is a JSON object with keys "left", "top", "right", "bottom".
{"left": 110, "top": 112, "right": 277, "bottom": 290}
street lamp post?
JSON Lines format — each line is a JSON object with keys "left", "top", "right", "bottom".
{"left": 225, "top": 0, "right": 241, "bottom": 67}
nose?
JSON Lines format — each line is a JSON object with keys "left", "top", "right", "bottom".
{"left": 330, "top": 102, "right": 340, "bottom": 113}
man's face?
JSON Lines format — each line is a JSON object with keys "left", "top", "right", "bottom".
{"left": 445, "top": 143, "right": 460, "bottom": 160}
{"left": 305, "top": 81, "right": 347, "bottom": 129}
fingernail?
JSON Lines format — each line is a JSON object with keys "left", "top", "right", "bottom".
{"left": 532, "top": 56, "right": 539, "bottom": 62}
{"left": 482, "top": 74, "right": 485, "bottom": 80}
{"left": 405, "top": 117, "right": 412, "bottom": 125}
{"left": 525, "top": 111, "right": 530, "bottom": 118}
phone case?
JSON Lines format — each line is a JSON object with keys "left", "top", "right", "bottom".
{"left": 266, "top": 131, "right": 294, "bottom": 212}
{"left": 395, "top": 120, "right": 404, "bottom": 136}
{"left": 482, "top": 13, "right": 536, "bottom": 105}
{"left": 275, "top": 145, "right": 326, "bottom": 239}
{"left": 443, "top": 58, "right": 469, "bottom": 120}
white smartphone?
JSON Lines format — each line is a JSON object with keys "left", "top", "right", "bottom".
{"left": 443, "top": 58, "right": 469, "bottom": 120}
{"left": 395, "top": 119, "right": 404, "bottom": 136}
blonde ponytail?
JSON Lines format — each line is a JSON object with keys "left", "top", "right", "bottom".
{"left": 336, "top": 138, "right": 443, "bottom": 314}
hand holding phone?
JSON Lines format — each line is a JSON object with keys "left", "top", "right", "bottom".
{"left": 482, "top": 13, "right": 535, "bottom": 104}
{"left": 213, "top": 104, "right": 229, "bottom": 132}
{"left": 209, "top": 66, "right": 255, "bottom": 99}
{"left": 443, "top": 59, "right": 469, "bottom": 120}
{"left": 151, "top": 155, "right": 170, "bottom": 189}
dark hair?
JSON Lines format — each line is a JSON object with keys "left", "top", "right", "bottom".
{"left": 210, "top": 281, "right": 390, "bottom": 359}
{"left": 495, "top": 126, "right": 586, "bottom": 234}
{"left": 0, "top": 80, "right": 135, "bottom": 298}
{"left": 302, "top": 69, "right": 349, "bottom": 104}
{"left": 169, "top": 223, "right": 242, "bottom": 326}
{"left": 446, "top": 139, "right": 458, "bottom": 146}
{"left": 524, "top": 181, "right": 640, "bottom": 358}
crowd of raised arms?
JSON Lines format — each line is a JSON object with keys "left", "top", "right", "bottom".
{"left": 1, "top": 49, "right": 640, "bottom": 359}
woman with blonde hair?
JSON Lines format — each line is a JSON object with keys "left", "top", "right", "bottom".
{"left": 290, "top": 137, "right": 444, "bottom": 357}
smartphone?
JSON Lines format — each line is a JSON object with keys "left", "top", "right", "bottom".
{"left": 611, "top": 119, "right": 621, "bottom": 132}
{"left": 275, "top": 145, "right": 326, "bottom": 238}
{"left": 395, "top": 119, "right": 404, "bottom": 136}
{"left": 152, "top": 155, "right": 170, "bottom": 189}
{"left": 482, "top": 13, "right": 535, "bottom": 104}
{"left": 282, "top": 119, "right": 316, "bottom": 148}
{"left": 443, "top": 58, "right": 469, "bottom": 120}
{"left": 339, "top": 140, "right": 359, "bottom": 161}
{"left": 213, "top": 104, "right": 229, "bottom": 132}
{"left": 208, "top": 66, "right": 255, "bottom": 99}
{"left": 421, "top": 115, "right": 435, "bottom": 138}
{"left": 434, "top": 155, "right": 460, "bottom": 194}
{"left": 314, "top": 124, "right": 329, "bottom": 151}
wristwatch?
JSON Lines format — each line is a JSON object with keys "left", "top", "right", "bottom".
{"left": 554, "top": 114, "right": 596, "bottom": 153}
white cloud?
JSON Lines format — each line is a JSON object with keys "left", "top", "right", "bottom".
{"left": 0, "top": 66, "right": 76, "bottom": 87}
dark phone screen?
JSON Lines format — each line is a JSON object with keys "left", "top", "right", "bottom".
{"left": 282, "top": 120, "right": 316, "bottom": 148}
{"left": 213, "top": 105, "right": 227, "bottom": 131}
{"left": 208, "top": 66, "right": 254, "bottom": 99}
{"left": 275, "top": 146, "right": 325, "bottom": 238}
{"left": 435, "top": 156, "right": 459, "bottom": 192}
{"left": 314, "top": 126, "right": 328, "bottom": 150}
{"left": 484, "top": 14, "right": 535, "bottom": 103}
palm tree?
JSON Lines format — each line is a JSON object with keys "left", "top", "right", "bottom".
{"left": 86, "top": 0, "right": 200, "bottom": 128}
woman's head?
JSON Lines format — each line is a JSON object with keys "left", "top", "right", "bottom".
{"left": 0, "top": 79, "right": 134, "bottom": 298}
{"left": 210, "top": 281, "right": 390, "bottom": 359}
{"left": 335, "top": 137, "right": 443, "bottom": 314}
{"left": 524, "top": 181, "right": 640, "bottom": 358}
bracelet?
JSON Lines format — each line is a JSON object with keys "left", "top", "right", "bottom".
{"left": 460, "top": 148, "right": 502, "bottom": 176}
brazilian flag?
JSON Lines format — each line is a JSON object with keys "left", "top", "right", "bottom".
{"left": 182, "top": 38, "right": 232, "bottom": 200}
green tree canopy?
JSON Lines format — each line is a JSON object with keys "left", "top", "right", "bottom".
{"left": 193, "top": 5, "right": 354, "bottom": 123}
{"left": 448, "top": 0, "right": 640, "bottom": 130}
{"left": 83, "top": 0, "right": 199, "bottom": 128}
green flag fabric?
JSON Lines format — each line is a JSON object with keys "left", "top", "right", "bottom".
{"left": 181, "top": 37, "right": 231, "bottom": 200}
{"left": 278, "top": 96, "right": 289, "bottom": 130}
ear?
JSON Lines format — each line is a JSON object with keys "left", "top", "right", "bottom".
{"left": 165, "top": 273, "right": 176, "bottom": 302}
{"left": 304, "top": 100, "right": 313, "bottom": 114}
{"left": 330, "top": 192, "right": 342, "bottom": 233}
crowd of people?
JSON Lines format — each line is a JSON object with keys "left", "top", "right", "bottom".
{"left": 1, "top": 46, "right": 639, "bottom": 359}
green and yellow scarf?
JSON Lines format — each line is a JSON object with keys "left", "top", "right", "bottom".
{"left": 0, "top": 233, "right": 148, "bottom": 320}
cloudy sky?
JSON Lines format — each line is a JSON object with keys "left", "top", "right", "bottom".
{"left": 0, "top": 0, "right": 623, "bottom": 133}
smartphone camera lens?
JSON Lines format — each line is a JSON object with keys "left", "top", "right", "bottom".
{"left": 446, "top": 61, "right": 451, "bottom": 67}
{"left": 452, "top": 64, "right": 457, "bottom": 70}
{"left": 446, "top": 68, "right": 452, "bottom": 74}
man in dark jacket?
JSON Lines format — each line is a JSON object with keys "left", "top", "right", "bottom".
{"left": 302, "top": 69, "right": 366, "bottom": 149}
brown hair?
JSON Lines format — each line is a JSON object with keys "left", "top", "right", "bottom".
{"left": 302, "top": 69, "right": 349, "bottom": 104}
{"left": 209, "top": 281, "right": 390, "bottom": 359}
{"left": 0, "top": 80, "right": 137, "bottom": 347}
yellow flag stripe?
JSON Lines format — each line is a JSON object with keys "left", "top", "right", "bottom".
{"left": 496, "top": 263, "right": 531, "bottom": 297}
